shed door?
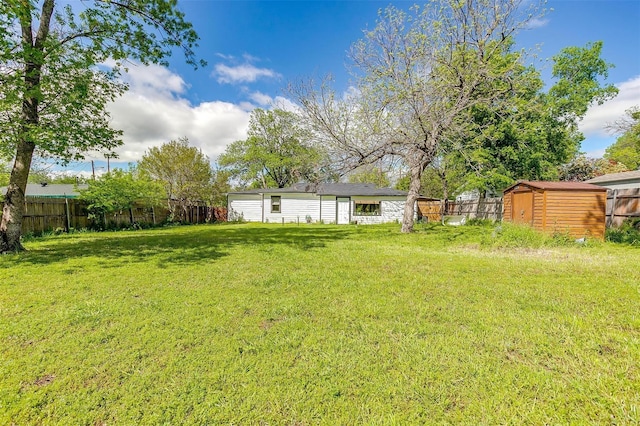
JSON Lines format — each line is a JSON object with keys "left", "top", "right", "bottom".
{"left": 512, "top": 191, "right": 533, "bottom": 224}
{"left": 336, "top": 197, "right": 350, "bottom": 224}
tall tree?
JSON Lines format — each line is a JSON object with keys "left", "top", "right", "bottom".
{"left": 219, "top": 108, "right": 324, "bottom": 188}
{"left": 138, "top": 138, "right": 213, "bottom": 221}
{"left": 457, "top": 42, "right": 617, "bottom": 193}
{"left": 605, "top": 106, "right": 640, "bottom": 170}
{"left": 0, "top": 1, "right": 202, "bottom": 252}
{"left": 291, "top": 0, "right": 541, "bottom": 232}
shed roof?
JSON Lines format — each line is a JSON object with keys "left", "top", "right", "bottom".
{"left": 0, "top": 183, "right": 88, "bottom": 198}
{"left": 229, "top": 182, "right": 408, "bottom": 197}
{"left": 503, "top": 180, "right": 607, "bottom": 193}
{"left": 585, "top": 170, "right": 640, "bottom": 184}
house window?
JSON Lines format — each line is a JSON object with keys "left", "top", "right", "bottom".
{"left": 271, "top": 196, "right": 281, "bottom": 213}
{"left": 354, "top": 201, "right": 381, "bottom": 216}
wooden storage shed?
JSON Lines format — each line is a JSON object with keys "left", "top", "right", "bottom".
{"left": 503, "top": 181, "right": 607, "bottom": 239}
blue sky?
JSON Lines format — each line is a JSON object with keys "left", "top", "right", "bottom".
{"left": 66, "top": 0, "right": 640, "bottom": 175}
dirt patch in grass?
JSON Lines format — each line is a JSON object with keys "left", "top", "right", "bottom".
{"left": 33, "top": 374, "right": 55, "bottom": 387}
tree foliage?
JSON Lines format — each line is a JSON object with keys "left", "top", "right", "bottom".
{"left": 347, "top": 165, "right": 390, "bottom": 188}
{"left": 605, "top": 106, "right": 640, "bottom": 170}
{"left": 457, "top": 42, "right": 616, "bottom": 194}
{"left": 219, "top": 108, "right": 324, "bottom": 188}
{"left": 292, "top": 0, "right": 543, "bottom": 232}
{"left": 78, "top": 169, "right": 165, "bottom": 227}
{"left": 0, "top": 0, "right": 202, "bottom": 252}
{"left": 138, "top": 138, "right": 213, "bottom": 221}
{"left": 558, "top": 155, "right": 628, "bottom": 182}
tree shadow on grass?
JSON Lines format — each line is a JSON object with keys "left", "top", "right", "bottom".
{"left": 11, "top": 224, "right": 356, "bottom": 268}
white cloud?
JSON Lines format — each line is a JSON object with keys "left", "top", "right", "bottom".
{"left": 249, "top": 91, "right": 273, "bottom": 106}
{"left": 579, "top": 75, "right": 640, "bottom": 138}
{"left": 524, "top": 17, "right": 549, "bottom": 30}
{"left": 100, "top": 64, "right": 252, "bottom": 164}
{"left": 214, "top": 63, "right": 281, "bottom": 84}
{"left": 246, "top": 92, "right": 299, "bottom": 112}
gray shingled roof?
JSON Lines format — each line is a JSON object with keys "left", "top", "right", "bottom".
{"left": 228, "top": 182, "right": 407, "bottom": 197}
{"left": 0, "top": 183, "right": 88, "bottom": 198}
{"left": 585, "top": 170, "right": 640, "bottom": 184}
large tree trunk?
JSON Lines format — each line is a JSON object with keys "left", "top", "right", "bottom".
{"left": 0, "top": 141, "right": 35, "bottom": 252}
{"left": 401, "top": 163, "right": 424, "bottom": 233}
{"left": 0, "top": 1, "right": 54, "bottom": 253}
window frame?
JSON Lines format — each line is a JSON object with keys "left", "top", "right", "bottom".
{"left": 270, "top": 195, "right": 281, "bottom": 213}
{"left": 353, "top": 200, "right": 381, "bottom": 216}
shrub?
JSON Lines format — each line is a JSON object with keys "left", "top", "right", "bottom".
{"left": 487, "top": 222, "right": 577, "bottom": 248}
{"left": 606, "top": 218, "right": 640, "bottom": 246}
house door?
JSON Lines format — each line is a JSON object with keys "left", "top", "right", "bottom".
{"left": 336, "top": 197, "right": 350, "bottom": 224}
{"left": 512, "top": 191, "right": 533, "bottom": 224}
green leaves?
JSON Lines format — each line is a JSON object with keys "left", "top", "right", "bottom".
{"left": 138, "top": 137, "right": 214, "bottom": 218}
{"left": 78, "top": 168, "right": 165, "bottom": 219}
{"left": 549, "top": 41, "right": 618, "bottom": 120}
{"left": 219, "top": 109, "right": 324, "bottom": 188}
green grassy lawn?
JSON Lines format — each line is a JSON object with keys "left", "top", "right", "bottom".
{"left": 1, "top": 223, "right": 639, "bottom": 424}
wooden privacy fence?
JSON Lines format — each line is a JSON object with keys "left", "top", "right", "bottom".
{"left": 419, "top": 190, "right": 640, "bottom": 228}
{"left": 417, "top": 197, "right": 504, "bottom": 222}
{"left": 607, "top": 188, "right": 640, "bottom": 227}
{"left": 1, "top": 197, "right": 227, "bottom": 235}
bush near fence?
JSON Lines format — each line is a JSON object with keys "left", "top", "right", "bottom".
{"left": 0, "top": 197, "right": 227, "bottom": 236}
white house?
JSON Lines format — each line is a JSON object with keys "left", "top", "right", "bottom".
{"left": 227, "top": 182, "right": 409, "bottom": 224}
{"left": 585, "top": 170, "right": 640, "bottom": 190}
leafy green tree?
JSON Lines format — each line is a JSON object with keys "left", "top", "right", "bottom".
{"left": 0, "top": 161, "right": 10, "bottom": 187}
{"left": 455, "top": 41, "right": 617, "bottom": 193}
{"left": 219, "top": 108, "right": 324, "bottom": 188}
{"left": 138, "top": 138, "right": 213, "bottom": 221}
{"left": 605, "top": 107, "right": 640, "bottom": 170}
{"left": 347, "top": 165, "right": 390, "bottom": 188}
{"left": 292, "top": 1, "right": 543, "bottom": 232}
{"left": 78, "top": 169, "right": 164, "bottom": 228}
{"left": 210, "top": 168, "right": 232, "bottom": 208}
{"left": 0, "top": 0, "right": 202, "bottom": 252}
{"left": 419, "top": 156, "right": 468, "bottom": 200}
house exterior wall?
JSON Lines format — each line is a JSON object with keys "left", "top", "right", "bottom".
{"left": 228, "top": 194, "right": 263, "bottom": 222}
{"left": 320, "top": 196, "right": 337, "bottom": 224}
{"left": 263, "top": 193, "right": 320, "bottom": 223}
{"left": 350, "top": 196, "right": 406, "bottom": 225}
{"left": 228, "top": 193, "right": 408, "bottom": 225}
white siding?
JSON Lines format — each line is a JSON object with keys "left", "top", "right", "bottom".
{"left": 263, "top": 193, "right": 320, "bottom": 224}
{"left": 351, "top": 196, "right": 406, "bottom": 224}
{"left": 320, "top": 196, "right": 337, "bottom": 224}
{"left": 229, "top": 192, "right": 409, "bottom": 225}
{"left": 228, "top": 194, "right": 263, "bottom": 222}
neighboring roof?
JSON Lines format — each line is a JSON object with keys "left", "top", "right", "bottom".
{"left": 0, "top": 183, "right": 88, "bottom": 198}
{"left": 228, "top": 182, "right": 408, "bottom": 197}
{"left": 585, "top": 170, "right": 640, "bottom": 184}
{"left": 503, "top": 180, "right": 607, "bottom": 193}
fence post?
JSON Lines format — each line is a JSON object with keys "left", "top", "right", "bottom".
{"left": 610, "top": 189, "right": 617, "bottom": 227}
{"left": 64, "top": 198, "right": 71, "bottom": 233}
